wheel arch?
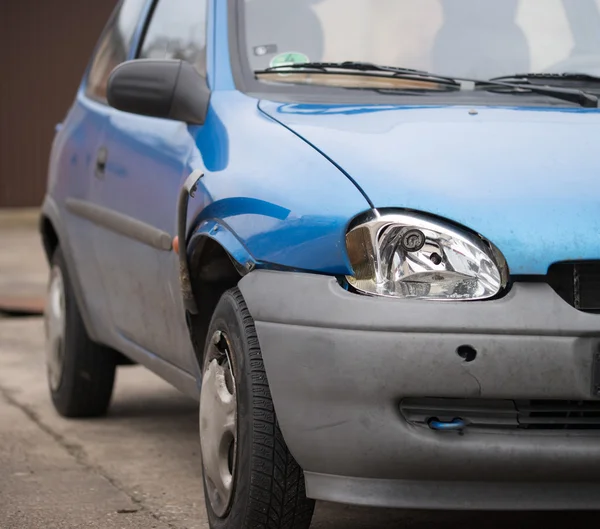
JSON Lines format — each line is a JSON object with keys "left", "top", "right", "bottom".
{"left": 39, "top": 197, "right": 107, "bottom": 347}
{"left": 40, "top": 213, "right": 60, "bottom": 262}
{"left": 39, "top": 199, "right": 101, "bottom": 343}
{"left": 40, "top": 200, "right": 137, "bottom": 365}
{"left": 186, "top": 223, "right": 254, "bottom": 370}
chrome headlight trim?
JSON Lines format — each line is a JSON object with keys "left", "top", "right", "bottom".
{"left": 345, "top": 211, "right": 509, "bottom": 301}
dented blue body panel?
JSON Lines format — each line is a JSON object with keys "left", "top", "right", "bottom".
{"left": 184, "top": 91, "right": 369, "bottom": 276}
{"left": 258, "top": 101, "right": 600, "bottom": 275}
{"left": 201, "top": 0, "right": 600, "bottom": 276}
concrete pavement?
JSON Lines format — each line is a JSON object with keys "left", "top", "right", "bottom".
{"left": 0, "top": 214, "right": 599, "bottom": 528}
{"left": 0, "top": 385, "right": 172, "bottom": 529}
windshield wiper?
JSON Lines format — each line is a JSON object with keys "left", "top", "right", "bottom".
{"left": 256, "top": 62, "right": 599, "bottom": 107}
{"left": 492, "top": 72, "right": 600, "bottom": 83}
{"left": 256, "top": 61, "right": 462, "bottom": 87}
{"left": 486, "top": 73, "right": 599, "bottom": 107}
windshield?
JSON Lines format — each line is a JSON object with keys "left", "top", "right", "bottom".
{"left": 243, "top": 0, "right": 600, "bottom": 81}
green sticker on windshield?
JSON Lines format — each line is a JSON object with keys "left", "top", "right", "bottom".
{"left": 269, "top": 52, "right": 309, "bottom": 69}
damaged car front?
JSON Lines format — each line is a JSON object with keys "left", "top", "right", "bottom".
{"left": 233, "top": 0, "right": 600, "bottom": 510}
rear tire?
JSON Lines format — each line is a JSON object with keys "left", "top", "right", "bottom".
{"left": 44, "top": 247, "right": 117, "bottom": 417}
{"left": 199, "top": 287, "right": 315, "bottom": 529}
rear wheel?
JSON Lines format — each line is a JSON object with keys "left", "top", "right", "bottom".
{"left": 199, "top": 288, "right": 315, "bottom": 529}
{"left": 45, "top": 248, "right": 117, "bottom": 417}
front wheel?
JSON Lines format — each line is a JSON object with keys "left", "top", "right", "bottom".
{"left": 199, "top": 288, "right": 315, "bottom": 529}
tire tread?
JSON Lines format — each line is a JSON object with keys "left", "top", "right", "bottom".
{"left": 49, "top": 248, "right": 116, "bottom": 418}
{"left": 228, "top": 288, "right": 315, "bottom": 529}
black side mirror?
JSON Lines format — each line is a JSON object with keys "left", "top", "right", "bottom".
{"left": 107, "top": 59, "right": 210, "bottom": 125}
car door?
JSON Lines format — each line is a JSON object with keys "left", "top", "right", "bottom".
{"left": 90, "top": 0, "right": 209, "bottom": 372}
{"left": 63, "top": 0, "right": 148, "bottom": 337}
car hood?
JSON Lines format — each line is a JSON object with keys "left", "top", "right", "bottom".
{"left": 260, "top": 101, "right": 600, "bottom": 275}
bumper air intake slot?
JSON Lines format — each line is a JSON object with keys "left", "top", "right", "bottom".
{"left": 545, "top": 261, "right": 600, "bottom": 313}
{"left": 401, "top": 398, "right": 600, "bottom": 430}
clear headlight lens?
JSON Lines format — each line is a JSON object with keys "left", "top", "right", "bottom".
{"left": 346, "top": 212, "right": 508, "bottom": 300}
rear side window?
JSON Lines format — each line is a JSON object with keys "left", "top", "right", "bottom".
{"left": 138, "top": 0, "right": 208, "bottom": 77}
{"left": 86, "top": 0, "right": 147, "bottom": 102}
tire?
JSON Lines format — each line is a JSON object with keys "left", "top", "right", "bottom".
{"left": 44, "top": 247, "right": 117, "bottom": 417}
{"left": 199, "top": 287, "right": 315, "bottom": 529}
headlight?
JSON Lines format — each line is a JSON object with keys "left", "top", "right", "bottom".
{"left": 346, "top": 211, "right": 508, "bottom": 300}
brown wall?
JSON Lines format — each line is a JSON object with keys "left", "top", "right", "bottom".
{"left": 0, "top": 0, "right": 118, "bottom": 208}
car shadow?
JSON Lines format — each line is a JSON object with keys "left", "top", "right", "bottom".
{"left": 312, "top": 502, "right": 598, "bottom": 529}
{"left": 108, "top": 390, "right": 198, "bottom": 420}
{"left": 105, "top": 371, "right": 600, "bottom": 529}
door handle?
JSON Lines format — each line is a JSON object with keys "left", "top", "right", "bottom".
{"left": 95, "top": 147, "right": 108, "bottom": 178}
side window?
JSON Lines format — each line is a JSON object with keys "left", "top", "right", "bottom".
{"left": 86, "top": 0, "right": 147, "bottom": 102}
{"left": 138, "top": 0, "right": 208, "bottom": 77}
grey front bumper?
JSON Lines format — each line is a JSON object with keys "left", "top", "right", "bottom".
{"left": 239, "top": 271, "right": 600, "bottom": 509}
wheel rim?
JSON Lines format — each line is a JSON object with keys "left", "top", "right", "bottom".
{"left": 45, "top": 265, "right": 66, "bottom": 392}
{"left": 199, "top": 330, "right": 238, "bottom": 518}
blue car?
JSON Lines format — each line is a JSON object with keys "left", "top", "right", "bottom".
{"left": 41, "top": 0, "right": 600, "bottom": 526}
